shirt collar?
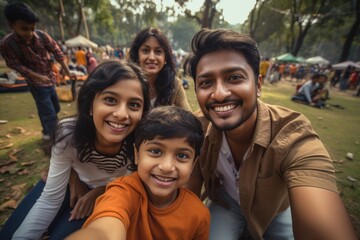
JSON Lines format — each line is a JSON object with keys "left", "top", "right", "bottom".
{"left": 13, "top": 30, "right": 40, "bottom": 43}
{"left": 253, "top": 99, "right": 271, "bottom": 148}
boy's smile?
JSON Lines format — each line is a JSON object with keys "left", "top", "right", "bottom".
{"left": 135, "top": 137, "right": 196, "bottom": 208}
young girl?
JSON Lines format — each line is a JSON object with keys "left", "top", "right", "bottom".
{"left": 0, "top": 60, "right": 150, "bottom": 240}
{"left": 129, "top": 27, "right": 191, "bottom": 110}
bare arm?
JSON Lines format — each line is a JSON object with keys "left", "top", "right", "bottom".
{"left": 58, "top": 59, "right": 72, "bottom": 77}
{"left": 289, "top": 186, "right": 356, "bottom": 240}
{"left": 68, "top": 169, "right": 105, "bottom": 221}
{"left": 65, "top": 217, "right": 126, "bottom": 240}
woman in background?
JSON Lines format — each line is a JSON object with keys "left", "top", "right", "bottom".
{"left": 129, "top": 27, "right": 191, "bottom": 111}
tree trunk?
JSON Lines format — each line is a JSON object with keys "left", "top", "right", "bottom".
{"left": 249, "top": 0, "right": 265, "bottom": 38}
{"left": 201, "top": 0, "right": 211, "bottom": 28}
{"left": 58, "top": 0, "right": 65, "bottom": 41}
{"left": 339, "top": 0, "right": 360, "bottom": 62}
{"left": 75, "top": 0, "right": 89, "bottom": 38}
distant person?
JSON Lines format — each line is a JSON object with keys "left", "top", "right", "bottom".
{"left": 259, "top": 57, "right": 270, "bottom": 82}
{"left": 0, "top": 2, "right": 72, "bottom": 140}
{"left": 68, "top": 57, "right": 87, "bottom": 75}
{"left": 129, "top": 27, "right": 191, "bottom": 110}
{"left": 85, "top": 52, "right": 98, "bottom": 74}
{"left": 340, "top": 65, "right": 353, "bottom": 90}
{"left": 291, "top": 73, "right": 328, "bottom": 108}
{"left": 75, "top": 46, "right": 87, "bottom": 67}
{"left": 67, "top": 106, "right": 210, "bottom": 240}
{"left": 0, "top": 60, "right": 150, "bottom": 240}
{"left": 183, "top": 28, "right": 356, "bottom": 240}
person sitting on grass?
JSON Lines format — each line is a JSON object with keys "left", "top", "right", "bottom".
{"left": 66, "top": 106, "right": 210, "bottom": 240}
{"left": 291, "top": 73, "right": 328, "bottom": 108}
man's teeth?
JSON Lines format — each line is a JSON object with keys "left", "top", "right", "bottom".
{"left": 154, "top": 175, "right": 174, "bottom": 182}
{"left": 108, "top": 122, "right": 125, "bottom": 128}
{"left": 214, "top": 105, "right": 235, "bottom": 112}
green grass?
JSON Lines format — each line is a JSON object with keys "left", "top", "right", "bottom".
{"left": 0, "top": 92, "right": 77, "bottom": 225}
{"left": 0, "top": 78, "right": 359, "bottom": 237}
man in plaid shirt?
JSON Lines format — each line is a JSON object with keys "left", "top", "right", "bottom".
{"left": 0, "top": 2, "right": 72, "bottom": 140}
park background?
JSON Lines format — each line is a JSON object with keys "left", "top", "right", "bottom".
{"left": 0, "top": 0, "right": 359, "bottom": 63}
{"left": 0, "top": 0, "right": 359, "bottom": 238}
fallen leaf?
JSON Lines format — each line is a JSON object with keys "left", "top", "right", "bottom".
{"left": 8, "top": 148, "right": 22, "bottom": 161}
{"left": 0, "top": 159, "right": 17, "bottom": 168}
{"left": 347, "top": 176, "right": 357, "bottom": 182}
{"left": 12, "top": 127, "right": 26, "bottom": 134}
{"left": 17, "top": 169, "right": 30, "bottom": 175}
{"left": 29, "top": 114, "right": 36, "bottom": 118}
{"left": 20, "top": 161, "right": 35, "bottom": 166}
{"left": 5, "top": 134, "right": 12, "bottom": 139}
{"left": 0, "top": 178, "right": 4, "bottom": 182}
{"left": 11, "top": 183, "right": 28, "bottom": 200}
{"left": 9, "top": 167, "right": 21, "bottom": 174}
{"left": 0, "top": 162, "right": 17, "bottom": 173}
{"left": 11, "top": 183, "right": 27, "bottom": 191}
{"left": 0, "top": 199, "right": 17, "bottom": 211}
{"left": 0, "top": 142, "right": 14, "bottom": 150}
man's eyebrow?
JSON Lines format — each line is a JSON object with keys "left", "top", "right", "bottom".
{"left": 197, "top": 66, "right": 247, "bottom": 78}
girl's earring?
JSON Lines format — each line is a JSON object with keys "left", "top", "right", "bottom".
{"left": 90, "top": 111, "right": 93, "bottom": 116}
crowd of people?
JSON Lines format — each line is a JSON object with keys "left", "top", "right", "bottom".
{"left": 258, "top": 57, "right": 360, "bottom": 107}
{"left": 0, "top": 2, "right": 358, "bottom": 240}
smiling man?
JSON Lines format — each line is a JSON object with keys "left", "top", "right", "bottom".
{"left": 184, "top": 28, "right": 356, "bottom": 240}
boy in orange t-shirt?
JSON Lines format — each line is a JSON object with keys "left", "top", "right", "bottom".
{"left": 67, "top": 106, "right": 210, "bottom": 240}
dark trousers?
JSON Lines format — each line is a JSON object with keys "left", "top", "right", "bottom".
{"left": 29, "top": 85, "right": 60, "bottom": 136}
{"left": 0, "top": 180, "right": 87, "bottom": 239}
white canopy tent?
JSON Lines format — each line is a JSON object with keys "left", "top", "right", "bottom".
{"left": 332, "top": 61, "right": 360, "bottom": 70}
{"left": 305, "top": 56, "right": 330, "bottom": 65}
{"left": 65, "top": 35, "right": 98, "bottom": 49}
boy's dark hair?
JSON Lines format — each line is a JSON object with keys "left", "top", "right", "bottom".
{"left": 134, "top": 106, "right": 204, "bottom": 158}
{"left": 5, "top": 2, "right": 39, "bottom": 24}
{"left": 311, "top": 73, "right": 328, "bottom": 80}
{"left": 183, "top": 28, "right": 260, "bottom": 84}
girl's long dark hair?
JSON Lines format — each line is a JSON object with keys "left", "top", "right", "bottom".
{"left": 129, "top": 27, "right": 176, "bottom": 106}
{"left": 54, "top": 60, "right": 150, "bottom": 163}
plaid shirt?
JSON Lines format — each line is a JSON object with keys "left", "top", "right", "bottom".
{"left": 0, "top": 30, "right": 65, "bottom": 87}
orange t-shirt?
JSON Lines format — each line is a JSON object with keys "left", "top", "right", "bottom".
{"left": 75, "top": 50, "right": 86, "bottom": 66}
{"left": 84, "top": 172, "right": 210, "bottom": 240}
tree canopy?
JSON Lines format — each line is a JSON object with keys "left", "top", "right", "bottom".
{"left": 0, "top": 0, "right": 358, "bottom": 63}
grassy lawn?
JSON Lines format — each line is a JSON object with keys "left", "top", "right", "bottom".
{"left": 0, "top": 76, "right": 359, "bottom": 237}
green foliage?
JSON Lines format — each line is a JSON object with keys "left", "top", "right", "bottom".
{"left": 169, "top": 16, "right": 200, "bottom": 51}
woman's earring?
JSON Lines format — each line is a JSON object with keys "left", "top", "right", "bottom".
{"left": 90, "top": 111, "right": 93, "bottom": 116}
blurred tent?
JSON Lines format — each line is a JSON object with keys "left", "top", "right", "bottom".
{"left": 65, "top": 35, "right": 98, "bottom": 49}
{"left": 296, "top": 57, "right": 306, "bottom": 63}
{"left": 275, "top": 53, "right": 301, "bottom": 63}
{"left": 332, "top": 61, "right": 360, "bottom": 70}
{"left": 305, "top": 56, "right": 330, "bottom": 65}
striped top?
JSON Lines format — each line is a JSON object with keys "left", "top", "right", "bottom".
{"left": 82, "top": 141, "right": 132, "bottom": 173}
